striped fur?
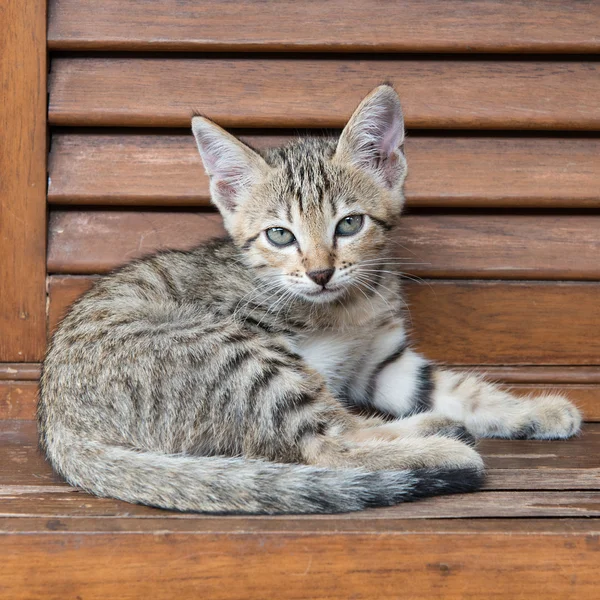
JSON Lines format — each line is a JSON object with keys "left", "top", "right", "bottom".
{"left": 38, "top": 86, "right": 580, "bottom": 514}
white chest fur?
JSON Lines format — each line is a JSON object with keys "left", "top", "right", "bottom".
{"left": 292, "top": 331, "right": 367, "bottom": 396}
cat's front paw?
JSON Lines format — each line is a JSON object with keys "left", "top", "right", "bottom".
{"left": 517, "top": 395, "right": 582, "bottom": 440}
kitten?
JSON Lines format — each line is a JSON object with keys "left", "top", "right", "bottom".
{"left": 38, "top": 85, "right": 581, "bottom": 514}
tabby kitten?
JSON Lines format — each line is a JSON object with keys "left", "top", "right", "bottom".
{"left": 38, "top": 85, "right": 581, "bottom": 514}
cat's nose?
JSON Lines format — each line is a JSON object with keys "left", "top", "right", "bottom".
{"left": 307, "top": 268, "right": 335, "bottom": 287}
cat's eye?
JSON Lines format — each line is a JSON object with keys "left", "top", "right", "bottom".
{"left": 336, "top": 214, "right": 364, "bottom": 236}
{"left": 266, "top": 227, "right": 296, "bottom": 247}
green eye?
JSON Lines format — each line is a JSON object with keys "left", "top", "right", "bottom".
{"left": 266, "top": 227, "right": 296, "bottom": 247}
{"left": 336, "top": 214, "right": 364, "bottom": 236}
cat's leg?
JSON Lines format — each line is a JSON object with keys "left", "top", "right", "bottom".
{"left": 428, "top": 368, "right": 582, "bottom": 439}
{"left": 356, "top": 329, "right": 581, "bottom": 439}
{"left": 229, "top": 335, "right": 483, "bottom": 474}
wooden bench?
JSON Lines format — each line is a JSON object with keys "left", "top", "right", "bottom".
{"left": 1, "top": 1, "right": 599, "bottom": 597}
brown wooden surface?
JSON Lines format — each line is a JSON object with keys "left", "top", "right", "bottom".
{"left": 0, "top": 383, "right": 38, "bottom": 420}
{"left": 2, "top": 529, "right": 598, "bottom": 599}
{"left": 48, "top": 133, "right": 600, "bottom": 208}
{"left": 45, "top": 275, "right": 600, "bottom": 365}
{"left": 0, "top": 364, "right": 41, "bottom": 381}
{"left": 406, "top": 281, "right": 600, "bottom": 365}
{"left": 2, "top": 420, "right": 600, "bottom": 497}
{"left": 48, "top": 58, "right": 600, "bottom": 129}
{"left": 0, "top": 0, "right": 47, "bottom": 361}
{"left": 46, "top": 210, "right": 600, "bottom": 281}
{"left": 474, "top": 366, "right": 600, "bottom": 385}
{"left": 47, "top": 0, "right": 600, "bottom": 53}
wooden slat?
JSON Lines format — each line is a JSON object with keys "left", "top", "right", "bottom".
{"left": 46, "top": 210, "right": 600, "bottom": 280}
{"left": 474, "top": 366, "right": 600, "bottom": 384}
{"left": 2, "top": 490, "right": 600, "bottom": 519}
{"left": 2, "top": 529, "right": 598, "bottom": 599}
{"left": 47, "top": 0, "right": 600, "bottom": 53}
{"left": 0, "top": 364, "right": 41, "bottom": 381}
{"left": 46, "top": 275, "right": 600, "bottom": 365}
{"left": 0, "top": 383, "right": 37, "bottom": 420}
{"left": 48, "top": 134, "right": 600, "bottom": 208}
{"left": 0, "top": 0, "right": 47, "bottom": 361}
{"left": 48, "top": 58, "right": 600, "bottom": 130}
{"left": 2, "top": 515, "right": 600, "bottom": 535}
{"left": 406, "top": 281, "right": 600, "bottom": 365}
{"left": 47, "top": 211, "right": 226, "bottom": 274}
{"left": 2, "top": 421, "right": 600, "bottom": 498}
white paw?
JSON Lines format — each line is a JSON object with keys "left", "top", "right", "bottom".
{"left": 521, "top": 395, "right": 582, "bottom": 440}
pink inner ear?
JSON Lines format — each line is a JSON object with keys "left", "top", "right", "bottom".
{"left": 215, "top": 180, "right": 238, "bottom": 212}
{"left": 379, "top": 112, "right": 403, "bottom": 157}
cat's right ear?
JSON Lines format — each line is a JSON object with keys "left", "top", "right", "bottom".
{"left": 192, "top": 116, "right": 270, "bottom": 224}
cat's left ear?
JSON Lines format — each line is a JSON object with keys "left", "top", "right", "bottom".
{"left": 335, "top": 85, "right": 407, "bottom": 192}
{"left": 192, "top": 116, "right": 271, "bottom": 228}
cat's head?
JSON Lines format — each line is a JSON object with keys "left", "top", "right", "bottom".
{"left": 192, "top": 85, "right": 407, "bottom": 304}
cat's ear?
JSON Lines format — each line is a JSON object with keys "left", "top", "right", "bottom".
{"left": 335, "top": 85, "right": 407, "bottom": 190}
{"left": 192, "top": 116, "right": 270, "bottom": 220}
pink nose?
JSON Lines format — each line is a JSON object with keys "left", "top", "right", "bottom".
{"left": 307, "top": 268, "right": 335, "bottom": 287}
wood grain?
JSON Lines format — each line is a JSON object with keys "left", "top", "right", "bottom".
{"left": 47, "top": 0, "right": 600, "bottom": 53}
{"left": 0, "top": 0, "right": 47, "bottom": 361}
{"left": 0, "top": 382, "right": 38, "bottom": 420}
{"left": 46, "top": 210, "right": 600, "bottom": 280}
{"left": 406, "top": 281, "right": 600, "bottom": 364}
{"left": 2, "top": 489, "right": 600, "bottom": 519}
{"left": 0, "top": 364, "right": 41, "bottom": 381}
{"left": 472, "top": 366, "right": 600, "bottom": 385}
{"left": 46, "top": 275, "right": 600, "bottom": 365}
{"left": 48, "top": 133, "right": 600, "bottom": 208}
{"left": 48, "top": 58, "right": 600, "bottom": 129}
{"left": 1, "top": 530, "right": 598, "bottom": 599}
{"left": 3, "top": 420, "right": 600, "bottom": 498}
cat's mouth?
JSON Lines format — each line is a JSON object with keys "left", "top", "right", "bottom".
{"left": 302, "top": 285, "right": 345, "bottom": 302}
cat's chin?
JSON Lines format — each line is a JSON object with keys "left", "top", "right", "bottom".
{"left": 298, "top": 287, "right": 347, "bottom": 304}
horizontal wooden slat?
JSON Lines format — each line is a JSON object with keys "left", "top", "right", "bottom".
{"left": 49, "top": 58, "right": 600, "bottom": 129}
{"left": 407, "top": 281, "right": 600, "bottom": 364}
{"left": 3, "top": 421, "right": 600, "bottom": 497}
{"left": 46, "top": 210, "right": 600, "bottom": 280}
{"left": 3, "top": 490, "right": 600, "bottom": 519}
{"left": 47, "top": 0, "right": 600, "bottom": 53}
{"left": 3, "top": 529, "right": 598, "bottom": 599}
{"left": 0, "top": 364, "right": 41, "bottom": 381}
{"left": 48, "top": 134, "right": 600, "bottom": 208}
{"left": 3, "top": 514, "right": 600, "bottom": 535}
{"left": 474, "top": 366, "right": 600, "bottom": 384}
{"left": 46, "top": 275, "right": 600, "bottom": 365}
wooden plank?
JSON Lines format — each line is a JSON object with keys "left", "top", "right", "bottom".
{"left": 1, "top": 529, "right": 598, "bottom": 599}
{"left": 406, "top": 281, "right": 600, "bottom": 365}
{"left": 0, "top": 382, "right": 37, "bottom": 420}
{"left": 2, "top": 490, "right": 600, "bottom": 519}
{"left": 48, "top": 134, "right": 600, "bottom": 208}
{"left": 46, "top": 210, "right": 600, "bottom": 280}
{"left": 0, "top": 0, "right": 47, "bottom": 361}
{"left": 0, "top": 364, "right": 41, "bottom": 381}
{"left": 2, "top": 420, "right": 600, "bottom": 499}
{"left": 47, "top": 211, "right": 226, "bottom": 274}
{"left": 47, "top": 0, "right": 600, "bottom": 54}
{"left": 48, "top": 58, "right": 600, "bottom": 130}
{"left": 45, "top": 274, "right": 600, "bottom": 365}
{"left": 2, "top": 515, "right": 600, "bottom": 535}
{"left": 474, "top": 366, "right": 600, "bottom": 385}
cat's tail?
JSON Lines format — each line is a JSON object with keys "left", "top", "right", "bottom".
{"left": 43, "top": 429, "right": 483, "bottom": 514}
